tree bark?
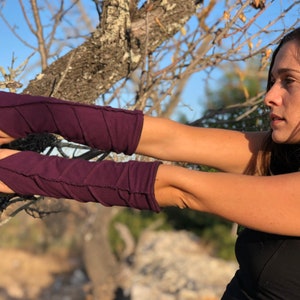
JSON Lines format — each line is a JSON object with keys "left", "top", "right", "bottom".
{"left": 83, "top": 206, "right": 119, "bottom": 300}
{"left": 23, "top": 0, "right": 197, "bottom": 104}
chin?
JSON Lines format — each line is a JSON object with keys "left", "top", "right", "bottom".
{"left": 272, "top": 133, "right": 300, "bottom": 144}
{"left": 271, "top": 132, "right": 289, "bottom": 144}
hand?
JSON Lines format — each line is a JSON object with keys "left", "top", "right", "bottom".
{"left": 0, "top": 148, "right": 20, "bottom": 193}
{"left": 0, "top": 130, "right": 15, "bottom": 145}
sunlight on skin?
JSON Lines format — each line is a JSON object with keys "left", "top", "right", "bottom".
{"left": 0, "top": 134, "right": 18, "bottom": 193}
{"left": 0, "top": 130, "right": 15, "bottom": 145}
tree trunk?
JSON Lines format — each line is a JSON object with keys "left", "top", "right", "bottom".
{"left": 82, "top": 206, "right": 119, "bottom": 300}
{"left": 23, "top": 0, "right": 197, "bottom": 104}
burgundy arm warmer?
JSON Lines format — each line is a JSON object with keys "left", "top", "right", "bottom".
{"left": 0, "top": 91, "right": 143, "bottom": 155}
{"left": 0, "top": 151, "right": 161, "bottom": 212}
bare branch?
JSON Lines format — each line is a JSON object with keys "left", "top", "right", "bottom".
{"left": 0, "top": 53, "right": 34, "bottom": 92}
{"left": 30, "top": 0, "right": 48, "bottom": 70}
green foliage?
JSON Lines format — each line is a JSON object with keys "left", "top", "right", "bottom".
{"left": 109, "top": 207, "right": 236, "bottom": 261}
{"left": 202, "top": 223, "right": 236, "bottom": 260}
{"left": 199, "top": 59, "right": 269, "bottom": 131}
{"left": 109, "top": 209, "right": 171, "bottom": 259}
{"left": 205, "top": 61, "right": 264, "bottom": 110}
{"left": 163, "top": 208, "right": 236, "bottom": 260}
{"left": 199, "top": 102, "right": 269, "bottom": 131}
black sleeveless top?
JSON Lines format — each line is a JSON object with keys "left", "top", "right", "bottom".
{"left": 221, "top": 143, "right": 300, "bottom": 298}
{"left": 221, "top": 228, "right": 300, "bottom": 299}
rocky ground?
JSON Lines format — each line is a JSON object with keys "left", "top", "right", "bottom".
{"left": 0, "top": 248, "right": 88, "bottom": 300}
{"left": 128, "top": 230, "right": 237, "bottom": 300}
{"left": 0, "top": 230, "right": 237, "bottom": 300}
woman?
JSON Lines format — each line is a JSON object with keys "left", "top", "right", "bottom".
{"left": 0, "top": 27, "right": 299, "bottom": 298}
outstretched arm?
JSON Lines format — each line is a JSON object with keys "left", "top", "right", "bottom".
{"left": 0, "top": 148, "right": 297, "bottom": 236}
{"left": 154, "top": 163, "right": 300, "bottom": 236}
{"left": 0, "top": 92, "right": 268, "bottom": 173}
{"left": 0, "top": 148, "right": 161, "bottom": 212}
{"left": 137, "top": 115, "right": 268, "bottom": 174}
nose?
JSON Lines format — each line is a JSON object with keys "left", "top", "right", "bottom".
{"left": 264, "top": 82, "right": 282, "bottom": 108}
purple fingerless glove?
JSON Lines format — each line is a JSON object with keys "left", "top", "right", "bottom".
{"left": 0, "top": 91, "right": 143, "bottom": 155}
{"left": 0, "top": 151, "right": 161, "bottom": 212}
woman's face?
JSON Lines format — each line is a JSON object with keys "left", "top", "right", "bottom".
{"left": 264, "top": 40, "right": 300, "bottom": 144}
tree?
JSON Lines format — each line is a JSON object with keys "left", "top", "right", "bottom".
{"left": 0, "top": 0, "right": 299, "bottom": 298}
{"left": 196, "top": 58, "right": 270, "bottom": 131}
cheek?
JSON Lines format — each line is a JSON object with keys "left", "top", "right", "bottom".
{"left": 290, "top": 100, "right": 300, "bottom": 119}
{"left": 288, "top": 111, "right": 300, "bottom": 129}
{"left": 289, "top": 89, "right": 300, "bottom": 107}
{"left": 287, "top": 114, "right": 300, "bottom": 143}
{"left": 286, "top": 97, "right": 300, "bottom": 120}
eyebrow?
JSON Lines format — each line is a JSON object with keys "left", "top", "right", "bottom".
{"left": 272, "top": 68, "right": 300, "bottom": 76}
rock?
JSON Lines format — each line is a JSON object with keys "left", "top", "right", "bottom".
{"left": 129, "top": 230, "right": 237, "bottom": 300}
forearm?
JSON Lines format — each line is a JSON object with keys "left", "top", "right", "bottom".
{"left": 0, "top": 91, "right": 143, "bottom": 155}
{"left": 0, "top": 149, "right": 161, "bottom": 212}
{"left": 154, "top": 164, "right": 300, "bottom": 236}
{"left": 0, "top": 92, "right": 265, "bottom": 173}
{"left": 137, "top": 116, "right": 267, "bottom": 173}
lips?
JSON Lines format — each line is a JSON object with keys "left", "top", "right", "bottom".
{"left": 270, "top": 113, "right": 285, "bottom": 126}
{"left": 271, "top": 114, "right": 283, "bottom": 121}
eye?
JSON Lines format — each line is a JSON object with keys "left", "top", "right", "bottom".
{"left": 282, "top": 76, "right": 296, "bottom": 87}
{"left": 284, "top": 76, "right": 295, "bottom": 84}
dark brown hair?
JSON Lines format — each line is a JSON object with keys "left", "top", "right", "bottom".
{"left": 260, "top": 27, "right": 300, "bottom": 175}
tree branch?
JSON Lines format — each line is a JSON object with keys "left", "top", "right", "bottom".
{"left": 23, "top": 0, "right": 197, "bottom": 104}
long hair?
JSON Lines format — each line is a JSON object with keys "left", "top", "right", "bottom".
{"left": 260, "top": 27, "right": 300, "bottom": 175}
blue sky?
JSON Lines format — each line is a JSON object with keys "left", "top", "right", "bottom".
{"left": 0, "top": 1, "right": 299, "bottom": 121}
